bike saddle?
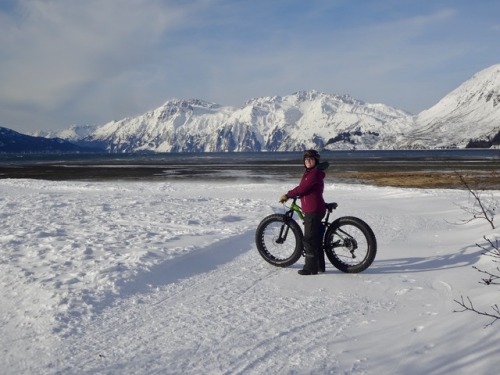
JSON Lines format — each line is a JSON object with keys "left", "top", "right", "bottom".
{"left": 326, "top": 202, "right": 338, "bottom": 212}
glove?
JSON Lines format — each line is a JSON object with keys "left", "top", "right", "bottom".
{"left": 279, "top": 194, "right": 289, "bottom": 203}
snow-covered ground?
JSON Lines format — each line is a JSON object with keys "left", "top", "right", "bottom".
{"left": 1, "top": 178, "right": 499, "bottom": 374}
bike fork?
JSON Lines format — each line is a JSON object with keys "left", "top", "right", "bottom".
{"left": 276, "top": 222, "right": 290, "bottom": 244}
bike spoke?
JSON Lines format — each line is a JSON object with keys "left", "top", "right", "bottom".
{"left": 255, "top": 214, "right": 303, "bottom": 267}
{"left": 324, "top": 217, "right": 376, "bottom": 273}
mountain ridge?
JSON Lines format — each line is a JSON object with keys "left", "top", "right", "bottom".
{"left": 406, "top": 64, "right": 500, "bottom": 148}
{"left": 0, "top": 127, "right": 97, "bottom": 154}
{"left": 17, "top": 63, "right": 500, "bottom": 152}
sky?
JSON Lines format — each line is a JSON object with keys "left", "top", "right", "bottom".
{"left": 1, "top": 0, "right": 499, "bottom": 133}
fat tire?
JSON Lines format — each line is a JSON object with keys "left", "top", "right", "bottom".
{"left": 324, "top": 216, "right": 377, "bottom": 273}
{"left": 255, "top": 214, "right": 303, "bottom": 267}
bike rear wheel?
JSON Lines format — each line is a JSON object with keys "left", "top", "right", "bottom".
{"left": 324, "top": 216, "right": 377, "bottom": 273}
{"left": 255, "top": 214, "right": 303, "bottom": 267}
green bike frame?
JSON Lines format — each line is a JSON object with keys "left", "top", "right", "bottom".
{"left": 288, "top": 200, "right": 304, "bottom": 221}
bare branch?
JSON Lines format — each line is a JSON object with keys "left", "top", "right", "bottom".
{"left": 454, "top": 295, "right": 500, "bottom": 327}
{"left": 476, "top": 236, "right": 500, "bottom": 259}
{"left": 454, "top": 236, "right": 500, "bottom": 326}
{"left": 472, "top": 265, "right": 500, "bottom": 285}
{"left": 456, "top": 174, "right": 496, "bottom": 229}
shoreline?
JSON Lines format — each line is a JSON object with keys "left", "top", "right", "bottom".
{"left": 0, "top": 163, "right": 499, "bottom": 190}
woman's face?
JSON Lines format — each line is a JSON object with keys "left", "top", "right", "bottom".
{"left": 304, "top": 157, "right": 316, "bottom": 168}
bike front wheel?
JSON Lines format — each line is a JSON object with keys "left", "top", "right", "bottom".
{"left": 255, "top": 214, "right": 303, "bottom": 267}
{"left": 324, "top": 216, "right": 377, "bottom": 273}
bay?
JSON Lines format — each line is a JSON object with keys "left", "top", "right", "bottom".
{"left": 0, "top": 149, "right": 498, "bottom": 182}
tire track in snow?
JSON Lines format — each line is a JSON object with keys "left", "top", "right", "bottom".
{"left": 58, "top": 234, "right": 385, "bottom": 375}
{"left": 118, "top": 229, "right": 257, "bottom": 295}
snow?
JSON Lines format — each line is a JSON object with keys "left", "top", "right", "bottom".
{"left": 1, "top": 178, "right": 499, "bottom": 374}
{"left": 411, "top": 64, "right": 500, "bottom": 148}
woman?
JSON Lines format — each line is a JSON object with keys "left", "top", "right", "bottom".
{"left": 280, "top": 149, "right": 329, "bottom": 275}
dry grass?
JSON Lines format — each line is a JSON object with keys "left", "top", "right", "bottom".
{"left": 335, "top": 171, "right": 500, "bottom": 190}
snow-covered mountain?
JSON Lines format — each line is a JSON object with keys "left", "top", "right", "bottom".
{"left": 0, "top": 126, "right": 95, "bottom": 153}
{"left": 32, "top": 124, "right": 98, "bottom": 141}
{"left": 56, "top": 92, "right": 414, "bottom": 152}
{"left": 405, "top": 64, "right": 500, "bottom": 149}
{"left": 32, "top": 64, "right": 500, "bottom": 152}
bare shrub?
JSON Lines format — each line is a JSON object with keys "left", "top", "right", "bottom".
{"left": 455, "top": 174, "right": 497, "bottom": 229}
{"left": 454, "top": 236, "right": 500, "bottom": 326}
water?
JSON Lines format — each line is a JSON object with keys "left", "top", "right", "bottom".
{"left": 1, "top": 149, "right": 499, "bottom": 165}
{"left": 0, "top": 149, "right": 499, "bottom": 181}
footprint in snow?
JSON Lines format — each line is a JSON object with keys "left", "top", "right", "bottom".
{"left": 395, "top": 288, "right": 410, "bottom": 296}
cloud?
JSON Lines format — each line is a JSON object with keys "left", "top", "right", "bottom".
{"left": 0, "top": 0, "right": 214, "bottom": 129}
{"left": 188, "top": 7, "right": 463, "bottom": 108}
{"left": 1, "top": 1, "right": 177, "bottom": 104}
{"left": 1, "top": 0, "right": 499, "bottom": 132}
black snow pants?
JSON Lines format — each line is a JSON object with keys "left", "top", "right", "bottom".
{"left": 302, "top": 212, "right": 325, "bottom": 272}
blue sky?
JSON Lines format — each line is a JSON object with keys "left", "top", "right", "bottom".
{"left": 1, "top": 0, "right": 499, "bottom": 133}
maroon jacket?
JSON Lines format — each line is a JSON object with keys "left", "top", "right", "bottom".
{"left": 287, "top": 167, "right": 326, "bottom": 215}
